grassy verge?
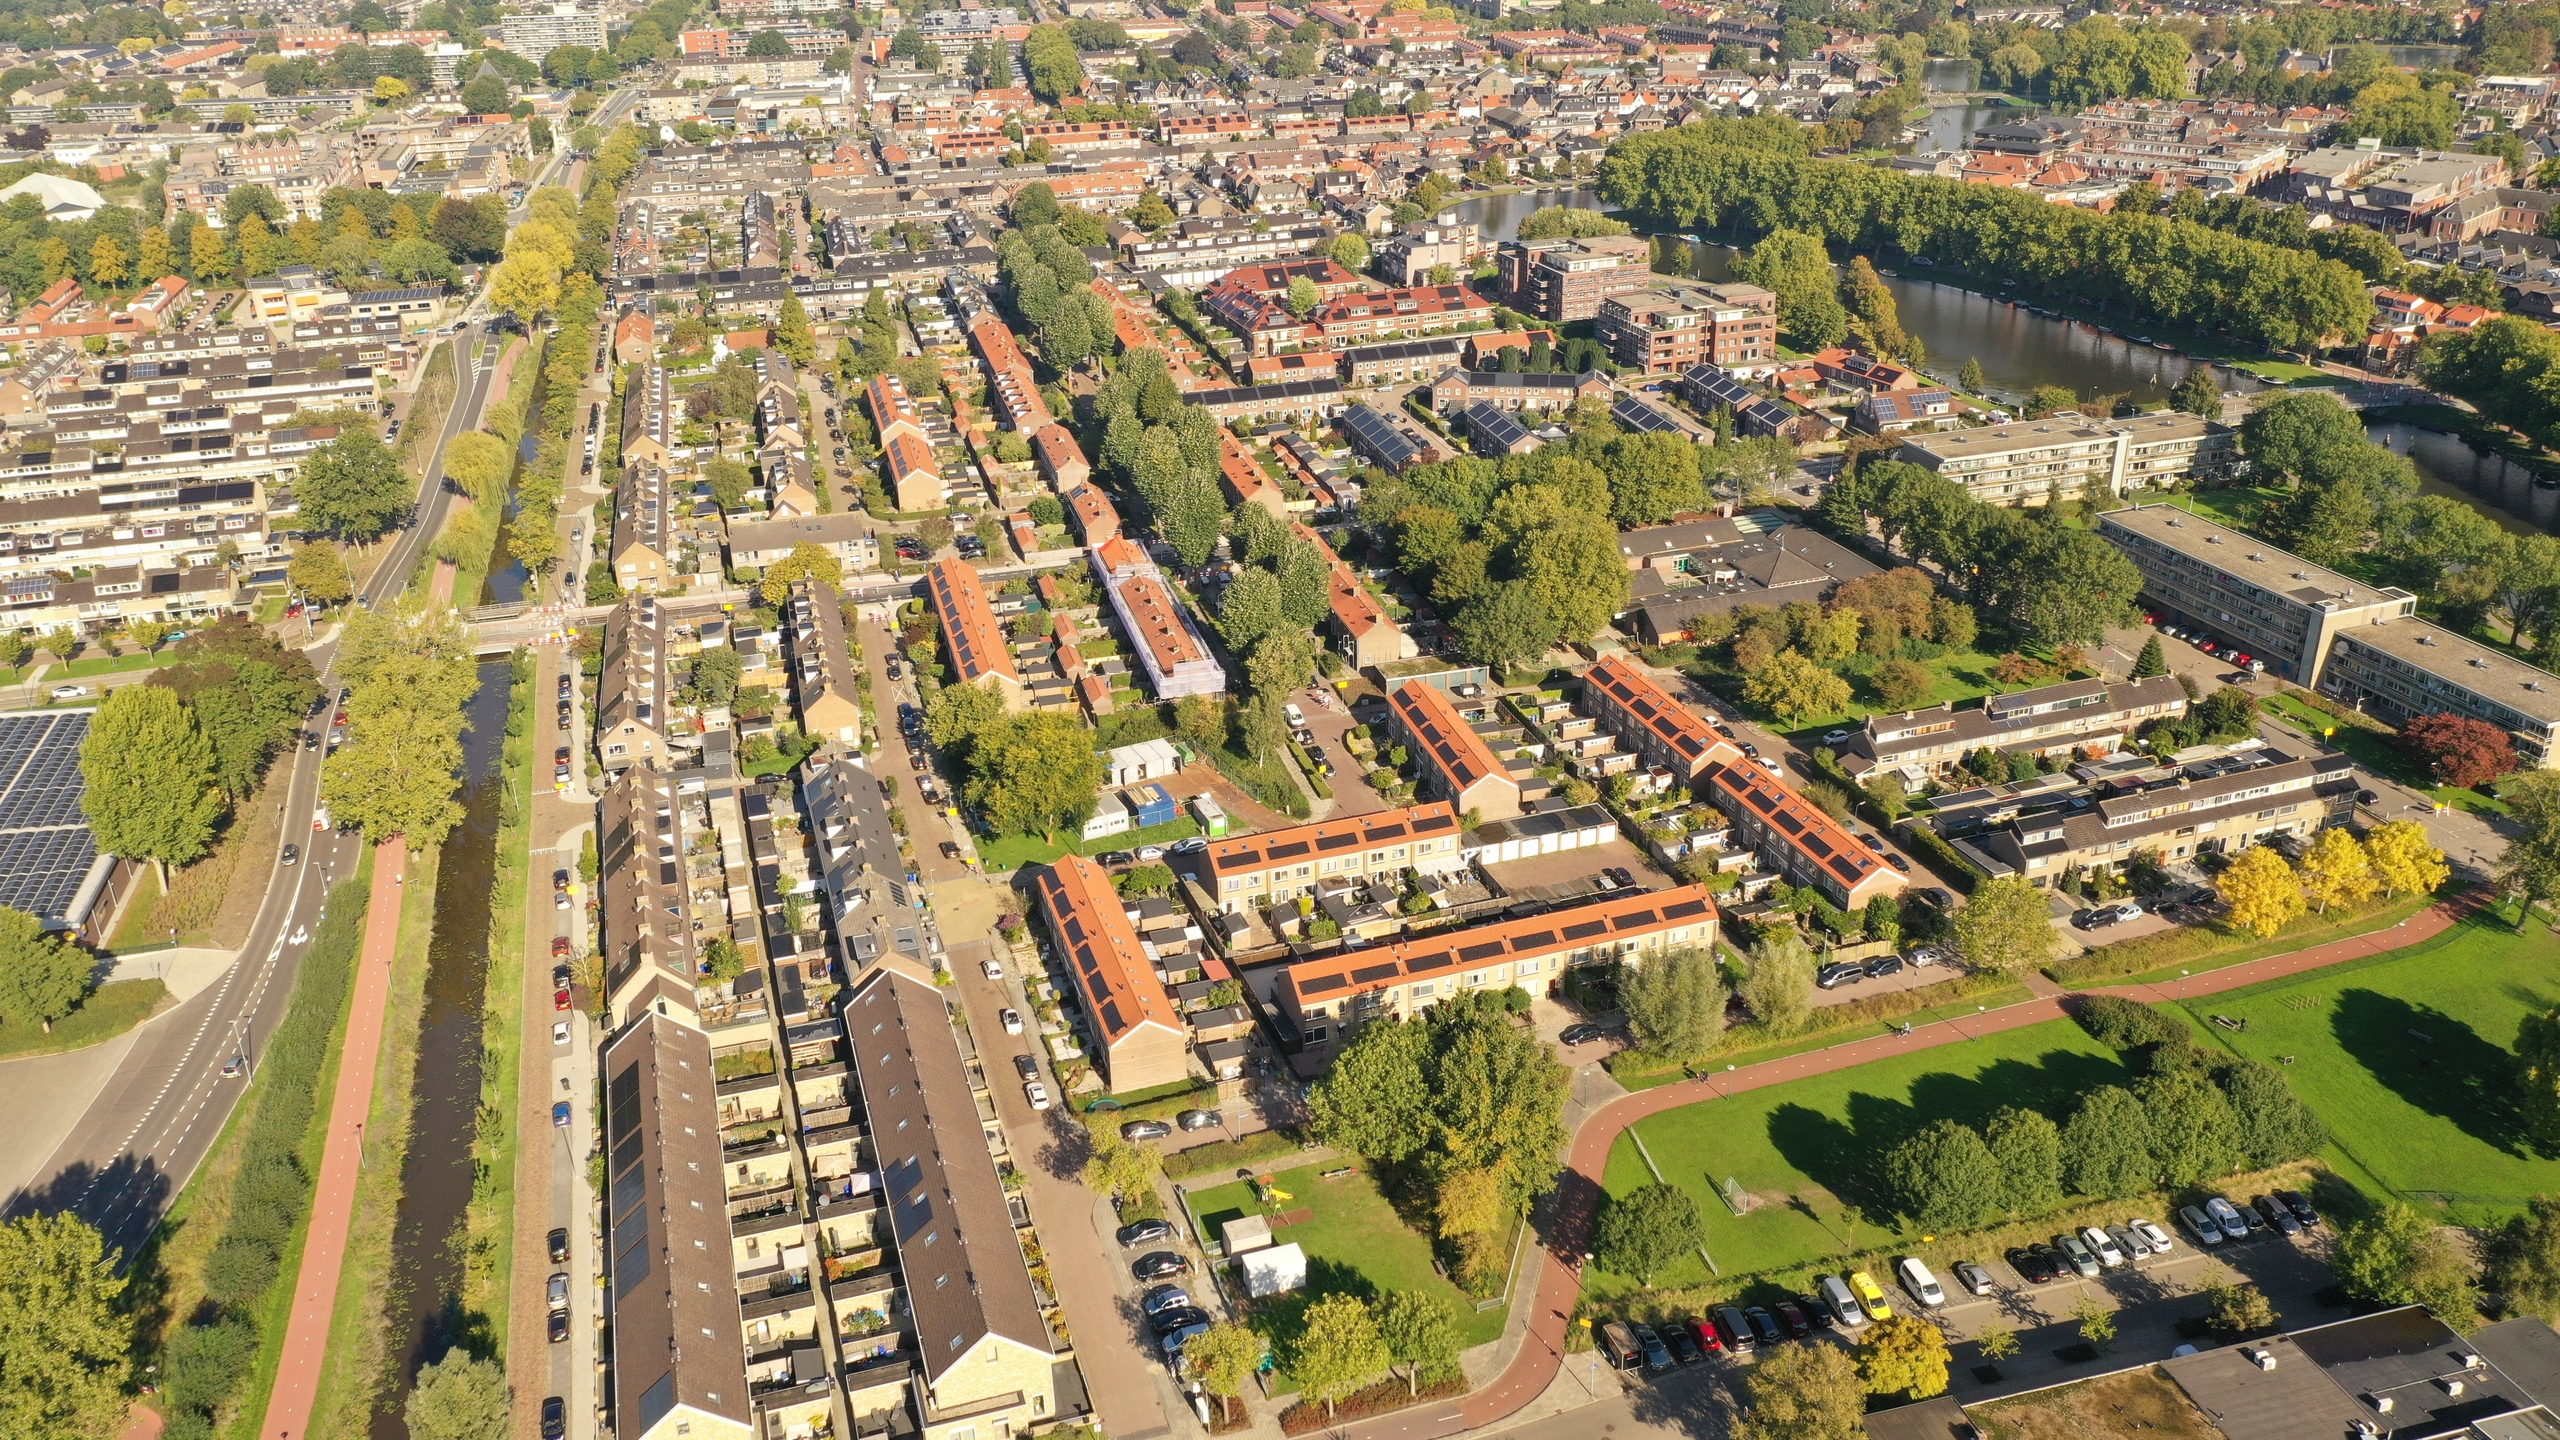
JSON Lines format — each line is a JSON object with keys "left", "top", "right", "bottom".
{"left": 1606, "top": 974, "right": 2034, "bottom": 1091}
{"left": 2045, "top": 889, "right": 2439, "bottom": 988}
{"left": 399, "top": 341, "right": 459, "bottom": 480}
{"left": 978, "top": 814, "right": 1203, "bottom": 872}
{"left": 304, "top": 841, "right": 444, "bottom": 1440}
{"left": 56, "top": 651, "right": 164, "bottom": 678}
{"left": 462, "top": 650, "right": 537, "bottom": 1349}
{"left": 0, "top": 978, "right": 168, "bottom": 1060}
{"left": 1165, "top": 1128, "right": 1310, "bottom": 1181}
{"left": 2252, "top": 699, "right": 2508, "bottom": 818}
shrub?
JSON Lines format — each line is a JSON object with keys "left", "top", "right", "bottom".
{"left": 2069, "top": 995, "right": 2187, "bottom": 1050}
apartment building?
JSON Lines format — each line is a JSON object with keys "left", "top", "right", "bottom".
{"left": 1594, "top": 279, "right": 1779, "bottom": 376}
{"left": 1958, "top": 744, "right": 2357, "bottom": 880}
{"left": 1376, "top": 215, "right": 1478, "bottom": 286}
{"left": 1201, "top": 802, "right": 1467, "bottom": 914}
{"left": 2097, "top": 506, "right": 2415, "bottom": 687}
{"left": 1273, "top": 885, "right": 1720, "bottom": 1056}
{"left": 0, "top": 478, "right": 262, "bottom": 588}
{"left": 611, "top": 463, "right": 676, "bottom": 596}
{"left": 1091, "top": 538, "right": 1226, "bottom": 700}
{"left": 1296, "top": 522, "right": 1410, "bottom": 668}
{"left": 1027, "top": 856, "right": 1192, "bottom": 1093}
{"left": 499, "top": 2, "right": 607, "bottom": 59}
{"left": 1707, "top": 763, "right": 1906, "bottom": 910}
{"left": 1494, "top": 233, "right": 1651, "bottom": 322}
{"left": 728, "top": 513, "right": 875, "bottom": 577}
{"left": 2320, "top": 617, "right": 2560, "bottom": 768}
{"left": 782, "top": 580, "right": 863, "bottom": 744}
{"left": 1387, "top": 680, "right": 1522, "bottom": 822}
{"left": 1841, "top": 674, "right": 2191, "bottom": 788}
{"left": 598, "top": 596, "right": 674, "bottom": 774}
{"left": 926, "top": 558, "right": 1027, "bottom": 712}
{"left": 1580, "top": 654, "right": 1743, "bottom": 782}
{"left": 1895, "top": 411, "right": 2236, "bottom": 503}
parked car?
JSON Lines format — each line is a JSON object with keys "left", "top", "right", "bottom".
{"left": 1559, "top": 1022, "right": 1607, "bottom": 1045}
{"left": 1897, "top": 1257, "right": 1946, "bottom": 1308}
{"left": 1864, "top": 954, "right": 1904, "bottom": 979}
{"left": 552, "top": 1021, "right": 571, "bottom": 1045}
{"left": 2275, "top": 1189, "right": 2322, "bottom": 1228}
{"left": 2009, "top": 1245, "right": 2058, "bottom": 1284}
{"left": 981, "top": 958, "right": 1003, "bottom": 980}
{"left": 1817, "top": 961, "right": 1865, "bottom": 989}
{"left": 548, "top": 1272, "right": 570, "bottom": 1311}
{"left": 1151, "top": 1306, "right": 1213, "bottom": 1338}
{"left": 2180, "top": 1205, "right": 2225, "bottom": 1246}
{"left": 1686, "top": 1316, "right": 1723, "bottom": 1354}
{"left": 554, "top": 988, "right": 571, "bottom": 1011}
{"left": 1136, "top": 845, "right": 1166, "bottom": 861}
{"left": 2255, "top": 1195, "right": 2303, "bottom": 1236}
{"left": 548, "top": 1227, "right": 569, "bottom": 1263}
{"left": 2206, "top": 1195, "right": 2254, "bottom": 1237}
{"left": 542, "top": 1398, "right": 565, "bottom": 1440}
{"left": 1600, "top": 1322, "right": 1643, "bottom": 1371}
{"left": 1001, "top": 1008, "right": 1023, "bottom": 1034}
{"left": 1908, "top": 946, "right": 1946, "bottom": 968}
{"left": 2109, "top": 1223, "right": 2147, "bottom": 1260}
{"left": 1132, "top": 1251, "right": 1190, "bottom": 1280}
{"left": 1023, "top": 1080, "right": 1050, "bottom": 1110}
{"left": 2129, "top": 1217, "right": 2174, "bottom": 1253}
{"left": 1713, "top": 1306, "right": 1754, "bottom": 1354}
{"left": 1666, "top": 1326, "right": 1701, "bottom": 1365}
{"left": 1176, "top": 1109, "right": 1220, "bottom": 1131}
{"left": 1121, "top": 1120, "right": 1173, "bottom": 1142}
{"left": 547, "top": 1309, "right": 570, "bottom": 1344}
{"left": 1818, "top": 1274, "right": 1867, "bottom": 1327}
{"left": 1772, "top": 1300, "right": 1812, "bottom": 1337}
{"left": 1848, "top": 1270, "right": 1893, "bottom": 1321}
{"left": 1141, "top": 1284, "right": 1190, "bottom": 1316}
{"left": 1635, "top": 1324, "right": 1673, "bottom": 1371}
{"left": 2054, "top": 1232, "right": 2101, "bottom": 1278}
{"left": 1953, "top": 1261, "right": 1995, "bottom": 1296}
{"left": 1118, "top": 1218, "right": 1175, "bottom": 1249}
{"left": 1821, "top": 728, "right": 1856, "bottom": 744}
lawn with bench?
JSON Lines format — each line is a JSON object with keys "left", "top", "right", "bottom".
{"left": 1183, "top": 1161, "right": 1508, "bottom": 1349}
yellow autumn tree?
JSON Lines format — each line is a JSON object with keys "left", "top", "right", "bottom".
{"left": 2365, "top": 819, "right": 2450, "bottom": 898}
{"left": 134, "top": 225, "right": 176, "bottom": 283}
{"left": 2296, "top": 827, "right": 2379, "bottom": 915}
{"left": 2217, "top": 844, "right": 2305, "bottom": 938}
{"left": 85, "top": 234, "right": 126, "bottom": 288}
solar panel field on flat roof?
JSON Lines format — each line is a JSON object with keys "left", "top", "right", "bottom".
{"left": 0, "top": 710, "right": 107, "bottom": 927}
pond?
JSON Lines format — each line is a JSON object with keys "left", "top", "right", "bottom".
{"left": 2371, "top": 420, "right": 2553, "bottom": 537}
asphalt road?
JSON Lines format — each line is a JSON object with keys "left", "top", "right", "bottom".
{"left": 3, "top": 322, "right": 504, "bottom": 1264}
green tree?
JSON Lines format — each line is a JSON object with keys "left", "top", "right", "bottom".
{"left": 2074, "top": 1294, "right": 2117, "bottom": 1350}
{"left": 1618, "top": 946, "right": 1727, "bottom": 1061}
{"left": 1958, "top": 357, "right": 1985, "bottom": 394}
{"left": 1738, "top": 229, "right": 1848, "bottom": 350}
{"left": 1950, "top": 875, "right": 2058, "bottom": 974}
{"left": 0, "top": 905, "right": 92, "bottom": 1033}
{"left": 0, "top": 1212, "right": 130, "bottom": 1438}
{"left": 745, "top": 27, "right": 793, "bottom": 57}
{"left": 2241, "top": 391, "right": 2367, "bottom": 483}
{"left": 288, "top": 538, "right": 353, "bottom": 605}
{"left": 298, "top": 428, "right": 412, "bottom": 542}
{"left": 1884, "top": 1120, "right": 2003, "bottom": 1232}
{"left": 2486, "top": 1195, "right": 2560, "bottom": 1323}
{"left": 1185, "top": 1322, "right": 1264, "bottom": 1422}
{"left": 1374, "top": 1290, "right": 1462, "bottom": 1395}
{"left": 1080, "top": 1118, "right": 1163, "bottom": 1203}
{"left": 776, "top": 291, "right": 816, "bottom": 366}
{"left": 403, "top": 1346, "right": 510, "bottom": 1440}
{"left": 966, "top": 712, "right": 1107, "bottom": 840}
{"left": 1859, "top": 1314, "right": 1951, "bottom": 1398}
{"left": 1594, "top": 1182, "right": 1703, "bottom": 1286}
{"left": 759, "top": 542, "right": 844, "bottom": 604}
{"left": 2501, "top": 770, "right": 2560, "bottom": 923}
{"left": 2217, "top": 1059, "right": 2326, "bottom": 1169}
{"left": 1329, "top": 231, "right": 1372, "bottom": 274}
{"left": 1292, "top": 1294, "right": 1389, "bottom": 1419}
{"left": 2133, "top": 1069, "right": 2245, "bottom": 1187}
{"left": 2336, "top": 1202, "right": 2478, "bottom": 1323}
{"left": 1285, "top": 274, "right": 1322, "bottom": 318}
{"left": 82, "top": 684, "right": 223, "bottom": 887}
{"left": 322, "top": 708, "right": 466, "bottom": 845}
{"left": 2521, "top": 1007, "right": 2560, "bottom": 1154}
{"left": 1873, "top": 657, "right": 1933, "bottom": 710}
{"left": 1310, "top": 992, "right": 1567, "bottom": 1212}
{"left": 1737, "top": 1336, "right": 1866, "bottom": 1440}
{"left": 2061, "top": 1085, "right": 2157, "bottom": 1198}
{"left": 2172, "top": 368, "right": 2222, "bottom": 418}
{"left": 1983, "top": 1105, "right": 2064, "bottom": 1213}
{"left": 1742, "top": 648, "right": 1852, "bottom": 725}
{"left": 1741, "top": 927, "right": 1816, "bottom": 1034}
{"left": 460, "top": 70, "right": 509, "bottom": 113}
{"left": 2132, "top": 634, "right": 2167, "bottom": 677}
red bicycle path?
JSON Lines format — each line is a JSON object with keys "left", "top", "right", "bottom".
{"left": 259, "top": 840, "right": 407, "bottom": 1440}
{"left": 1350, "top": 888, "right": 2492, "bottom": 1440}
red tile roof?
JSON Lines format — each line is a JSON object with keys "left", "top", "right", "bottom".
{"left": 1030, "top": 857, "right": 1185, "bottom": 1051}
{"left": 1280, "top": 884, "right": 1720, "bottom": 1008}
{"left": 1585, "top": 655, "right": 1741, "bottom": 772}
{"left": 1390, "top": 682, "right": 1505, "bottom": 796}
{"left": 927, "top": 558, "right": 1017, "bottom": 686}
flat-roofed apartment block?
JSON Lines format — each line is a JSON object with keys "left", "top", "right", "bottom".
{"left": 1275, "top": 885, "right": 1720, "bottom": 1056}
{"left": 1708, "top": 764, "right": 1906, "bottom": 910}
{"left": 622, "top": 363, "right": 674, "bottom": 467}
{"left": 1594, "top": 278, "right": 1779, "bottom": 376}
{"left": 598, "top": 595, "right": 675, "bottom": 772}
{"left": 841, "top": 966, "right": 1059, "bottom": 1440}
{"left": 2097, "top": 506, "right": 2414, "bottom": 686}
{"left": 1961, "top": 744, "right": 2357, "bottom": 879}
{"left": 1495, "top": 233, "right": 1652, "bottom": 322}
{"left": 1896, "top": 411, "right": 2235, "bottom": 503}
{"left": 1581, "top": 654, "right": 1743, "bottom": 782}
{"left": 1028, "top": 856, "right": 1191, "bottom": 1092}
{"left": 1296, "top": 522, "right": 1411, "bottom": 668}
{"left": 2321, "top": 616, "right": 2560, "bottom": 767}
{"left": 1842, "top": 674, "right": 2191, "bottom": 788}
{"left": 1091, "top": 538, "right": 1226, "bottom": 699}
{"left": 1388, "top": 680, "right": 1522, "bottom": 821}
{"left": 782, "top": 579, "right": 864, "bottom": 743}
{"left": 1202, "top": 802, "right": 1467, "bottom": 913}
{"left": 927, "top": 557, "right": 1028, "bottom": 712}
{"left": 600, "top": 762, "right": 703, "bottom": 1029}
{"left": 603, "top": 1013, "right": 756, "bottom": 1440}
{"left": 612, "top": 461, "right": 675, "bottom": 593}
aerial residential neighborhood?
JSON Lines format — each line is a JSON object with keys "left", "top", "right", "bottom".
{"left": 9, "top": 3, "right": 2560, "bottom": 1440}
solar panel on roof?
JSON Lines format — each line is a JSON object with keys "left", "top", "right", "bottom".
{"left": 1611, "top": 394, "right": 1688, "bottom": 435}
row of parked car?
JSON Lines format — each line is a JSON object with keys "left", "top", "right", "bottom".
{"left": 1816, "top": 947, "right": 1946, "bottom": 989}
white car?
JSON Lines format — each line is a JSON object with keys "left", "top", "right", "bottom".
{"left": 552, "top": 1021, "right": 571, "bottom": 1045}
{"left": 1897, "top": 1257, "right": 1946, "bottom": 1308}
{"left": 48, "top": 685, "right": 89, "bottom": 701}
{"left": 1023, "top": 1080, "right": 1051, "bottom": 1111}
{"left": 1755, "top": 757, "right": 1784, "bottom": 779}
{"left": 982, "top": 958, "right": 1003, "bottom": 980}
{"left": 2081, "top": 1225, "right": 2128, "bottom": 1267}
{"left": 1001, "top": 1008, "right": 1023, "bottom": 1034}
{"left": 1136, "top": 845, "right": 1165, "bottom": 862}
{"left": 2129, "top": 1217, "right": 2173, "bottom": 1254}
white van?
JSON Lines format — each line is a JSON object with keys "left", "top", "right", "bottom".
{"left": 1896, "top": 1257, "right": 1946, "bottom": 1308}
{"left": 1818, "top": 1274, "right": 1867, "bottom": 1328}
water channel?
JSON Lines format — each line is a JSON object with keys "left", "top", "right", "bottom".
{"left": 369, "top": 436, "right": 532, "bottom": 1439}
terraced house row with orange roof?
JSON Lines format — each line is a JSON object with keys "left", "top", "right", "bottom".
{"left": 865, "top": 373, "right": 945, "bottom": 511}
{"left": 1027, "top": 856, "right": 1192, "bottom": 1093}
{"left": 1296, "top": 522, "right": 1411, "bottom": 668}
{"left": 1388, "top": 681, "right": 1522, "bottom": 823}
{"left": 927, "top": 557, "right": 1026, "bottom": 712}
{"left": 1202, "top": 802, "right": 1467, "bottom": 914}
{"left": 1582, "top": 654, "right": 1743, "bottom": 783}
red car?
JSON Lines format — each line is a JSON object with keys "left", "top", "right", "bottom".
{"left": 552, "top": 936, "right": 572, "bottom": 958}
{"left": 555, "top": 987, "right": 573, "bottom": 1011}
{"left": 1687, "top": 1316, "right": 1723, "bottom": 1354}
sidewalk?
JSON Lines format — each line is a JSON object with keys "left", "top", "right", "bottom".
{"left": 1352, "top": 887, "right": 2491, "bottom": 1440}
{"left": 259, "top": 840, "right": 407, "bottom": 1440}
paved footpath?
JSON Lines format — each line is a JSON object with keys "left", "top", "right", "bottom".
{"left": 1351, "top": 888, "right": 2494, "bottom": 1440}
{"left": 260, "top": 840, "right": 408, "bottom": 1440}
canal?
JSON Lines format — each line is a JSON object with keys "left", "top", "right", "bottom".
{"left": 2374, "top": 421, "right": 2554, "bottom": 537}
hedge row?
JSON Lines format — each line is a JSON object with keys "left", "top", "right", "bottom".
{"left": 1165, "top": 1127, "right": 1308, "bottom": 1182}
{"left": 1896, "top": 821, "right": 1984, "bottom": 894}
{"left": 159, "top": 874, "right": 370, "bottom": 1440}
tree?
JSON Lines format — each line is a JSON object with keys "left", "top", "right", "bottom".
{"left": 2201, "top": 1269, "right": 2279, "bottom": 1338}
{"left": 404, "top": 1347, "right": 509, "bottom": 1440}
{"left": 288, "top": 538, "right": 352, "bottom": 605}
{"left": 298, "top": 428, "right": 411, "bottom": 542}
{"left": 1842, "top": 255, "right": 1907, "bottom": 356}
{"left": 1079, "top": 1119, "right": 1162, "bottom": 1204}
{"left": 2217, "top": 844, "right": 2305, "bottom": 938}
{"left": 1186, "top": 1322, "right": 1264, "bottom": 1422}
{"left": 82, "top": 684, "right": 223, "bottom": 887}
{"left": 1374, "top": 1291, "right": 1461, "bottom": 1395}
{"left": 2172, "top": 367, "right": 2221, "bottom": 419}
{"left": 460, "top": 70, "right": 509, "bottom": 114}
{"left": 1741, "top": 928, "right": 1816, "bottom": 1035}
{"left": 1958, "top": 357, "right": 1985, "bottom": 394}
{"left": 2132, "top": 634, "right": 2166, "bottom": 677}
{"left": 1738, "top": 229, "right": 1847, "bottom": 350}
{"left": 745, "top": 27, "right": 793, "bottom": 57}
{"left": 508, "top": 504, "right": 561, "bottom": 575}
{"left": 2401, "top": 712, "right": 2517, "bottom": 788}
{"left": 488, "top": 249, "right": 562, "bottom": 328}
{"left": 1285, "top": 274, "right": 1322, "bottom": 318}
{"left": 1292, "top": 1294, "right": 1389, "bottom": 1418}
{"left": 1009, "top": 182, "right": 1061, "bottom": 229}
{"left": 2218, "top": 1060, "right": 2325, "bottom": 1169}
{"left": 1860, "top": 1314, "right": 1951, "bottom": 1399}
{"left": 1743, "top": 648, "right": 1852, "bottom": 726}
{"left": 2134, "top": 1069, "right": 2244, "bottom": 1187}
{"left": 759, "top": 541, "right": 844, "bottom": 604}
{"left": 0, "top": 905, "right": 91, "bottom": 1034}
{"left": 1177, "top": 694, "right": 1226, "bottom": 757}
{"left": 2503, "top": 770, "right": 2560, "bottom": 923}
{"left": 323, "top": 709, "right": 466, "bottom": 845}
{"left": 0, "top": 1211, "right": 130, "bottom": 1438}
{"left": 1873, "top": 657, "right": 1932, "bottom": 711}
{"left": 1595, "top": 1182, "right": 1703, "bottom": 1286}
{"left": 86, "top": 233, "right": 127, "bottom": 289}
{"left": 1736, "top": 1335, "right": 1866, "bottom": 1440}
{"left": 1951, "top": 876, "right": 2059, "bottom": 974}
{"left": 2335, "top": 1202, "right": 2478, "bottom": 1323}
{"left": 2296, "top": 827, "right": 2378, "bottom": 914}
{"left": 2074, "top": 1294, "right": 2117, "bottom": 1350}
{"left": 2523, "top": 1008, "right": 2560, "bottom": 1154}
{"left": 2365, "top": 820, "right": 2449, "bottom": 898}
{"left": 1618, "top": 947, "right": 1726, "bottom": 1061}
{"left": 2061, "top": 1085, "right": 2157, "bottom": 1198}
{"left": 1885, "top": 1120, "right": 2003, "bottom": 1232}
{"left": 1311, "top": 992, "right": 1568, "bottom": 1212}
{"left": 2487, "top": 1195, "right": 2560, "bottom": 1323}
{"left": 2242, "top": 391, "right": 2367, "bottom": 483}
{"left": 1983, "top": 1105, "right": 2064, "bottom": 1212}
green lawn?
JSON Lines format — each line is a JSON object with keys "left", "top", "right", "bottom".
{"left": 0, "top": 978, "right": 168, "bottom": 1060}
{"left": 1599, "top": 1020, "right": 2128, "bottom": 1288}
{"left": 1606, "top": 978, "right": 2039, "bottom": 1090}
{"left": 2167, "top": 911, "right": 2560, "bottom": 1228}
{"left": 55, "top": 651, "right": 164, "bottom": 678}
{"left": 978, "top": 814, "right": 1203, "bottom": 872}
{"left": 1184, "top": 1162, "right": 1508, "bottom": 1352}
{"left": 1694, "top": 643, "right": 2015, "bottom": 737}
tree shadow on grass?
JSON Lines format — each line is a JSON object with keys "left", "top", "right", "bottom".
{"left": 2331, "top": 987, "right": 2533, "bottom": 1157}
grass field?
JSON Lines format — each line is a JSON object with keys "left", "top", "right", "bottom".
{"left": 1599, "top": 1020, "right": 2129, "bottom": 1289}
{"left": 2168, "top": 911, "right": 2560, "bottom": 1229}
{"left": 0, "top": 978, "right": 168, "bottom": 1061}
{"left": 1184, "top": 1162, "right": 1509, "bottom": 1352}
{"left": 53, "top": 652, "right": 163, "bottom": 679}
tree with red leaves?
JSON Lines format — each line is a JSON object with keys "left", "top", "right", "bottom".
{"left": 2400, "top": 712, "right": 2516, "bottom": 789}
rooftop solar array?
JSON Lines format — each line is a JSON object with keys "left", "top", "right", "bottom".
{"left": 1611, "top": 393, "right": 1690, "bottom": 435}
{"left": 1339, "top": 403, "right": 1429, "bottom": 472}
{"left": 1460, "top": 402, "right": 1531, "bottom": 454}
{"left": 0, "top": 710, "right": 107, "bottom": 926}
